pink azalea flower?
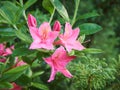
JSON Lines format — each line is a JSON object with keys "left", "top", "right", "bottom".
{"left": 43, "top": 46, "right": 76, "bottom": 82}
{"left": 28, "top": 14, "right": 37, "bottom": 27}
{"left": 10, "top": 83, "right": 22, "bottom": 90}
{"left": 28, "top": 14, "right": 59, "bottom": 50}
{"left": 54, "top": 22, "right": 85, "bottom": 52}
{"left": 53, "top": 20, "right": 61, "bottom": 32}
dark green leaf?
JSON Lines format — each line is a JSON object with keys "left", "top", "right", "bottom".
{"left": 77, "top": 12, "right": 99, "bottom": 20}
{"left": 0, "top": 82, "right": 13, "bottom": 89}
{"left": 50, "top": 0, "right": 69, "bottom": 21}
{"left": 42, "top": 0, "right": 54, "bottom": 14}
{"left": 31, "top": 82, "right": 49, "bottom": 90}
{"left": 0, "top": 65, "right": 29, "bottom": 82}
{"left": 79, "top": 23, "right": 102, "bottom": 35}
{"left": 12, "top": 47, "right": 35, "bottom": 57}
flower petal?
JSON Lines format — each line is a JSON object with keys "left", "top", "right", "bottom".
{"left": 60, "top": 68, "right": 73, "bottom": 78}
{"left": 48, "top": 67, "right": 57, "bottom": 82}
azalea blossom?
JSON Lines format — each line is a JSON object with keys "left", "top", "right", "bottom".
{"left": 10, "top": 83, "right": 22, "bottom": 90}
{"left": 28, "top": 14, "right": 59, "bottom": 50}
{"left": 54, "top": 22, "right": 85, "bottom": 52}
{"left": 43, "top": 46, "right": 76, "bottom": 82}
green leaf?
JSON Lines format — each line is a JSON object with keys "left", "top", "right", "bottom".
{"left": 0, "top": 65, "right": 29, "bottom": 82}
{"left": 50, "top": 0, "right": 69, "bottom": 21}
{"left": 0, "top": 82, "right": 13, "bottom": 89}
{"left": 42, "top": 0, "right": 54, "bottom": 14}
{"left": 12, "top": 47, "right": 35, "bottom": 57}
{"left": 31, "top": 82, "right": 49, "bottom": 90}
{"left": 82, "top": 48, "right": 103, "bottom": 54}
{"left": 77, "top": 12, "right": 99, "bottom": 20}
{"left": 15, "top": 30, "right": 32, "bottom": 43}
{"left": 79, "top": 23, "right": 102, "bottom": 35}
{"left": 24, "top": 0, "right": 37, "bottom": 10}
{"left": 0, "top": 28, "right": 15, "bottom": 36}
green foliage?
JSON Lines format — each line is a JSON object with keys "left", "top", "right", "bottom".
{"left": 68, "top": 56, "right": 116, "bottom": 90}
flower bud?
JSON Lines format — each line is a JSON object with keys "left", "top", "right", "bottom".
{"left": 28, "top": 14, "right": 37, "bottom": 27}
{"left": 53, "top": 21, "right": 61, "bottom": 31}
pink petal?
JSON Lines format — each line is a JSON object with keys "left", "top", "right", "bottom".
{"left": 73, "top": 41, "right": 85, "bottom": 50}
{"left": 60, "top": 68, "right": 73, "bottom": 78}
{"left": 29, "top": 27, "right": 40, "bottom": 41}
{"left": 39, "top": 22, "right": 51, "bottom": 36}
{"left": 28, "top": 14, "right": 37, "bottom": 27}
{"left": 48, "top": 67, "right": 57, "bottom": 82}
{"left": 52, "top": 46, "right": 65, "bottom": 58}
{"left": 53, "top": 21, "right": 61, "bottom": 32}
{"left": 5, "top": 48, "right": 12, "bottom": 55}
{"left": 0, "top": 44, "right": 5, "bottom": 51}
{"left": 43, "top": 57, "right": 52, "bottom": 66}
{"left": 29, "top": 41, "right": 41, "bottom": 49}
{"left": 70, "top": 28, "right": 80, "bottom": 40}
{"left": 49, "top": 31, "right": 59, "bottom": 42}
{"left": 64, "top": 22, "right": 72, "bottom": 37}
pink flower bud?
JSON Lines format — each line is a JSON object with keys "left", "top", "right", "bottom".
{"left": 28, "top": 14, "right": 37, "bottom": 27}
{"left": 53, "top": 21, "right": 61, "bottom": 31}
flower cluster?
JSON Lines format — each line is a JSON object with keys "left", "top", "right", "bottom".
{"left": 28, "top": 14, "right": 85, "bottom": 82}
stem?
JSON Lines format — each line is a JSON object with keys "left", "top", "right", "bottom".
{"left": 71, "top": 0, "right": 80, "bottom": 26}
{"left": 49, "top": 8, "right": 55, "bottom": 24}
{"left": 23, "top": 10, "right": 27, "bottom": 21}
